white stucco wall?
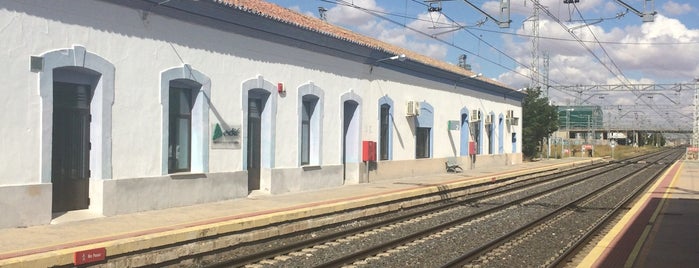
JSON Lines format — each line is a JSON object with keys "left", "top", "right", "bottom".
{"left": 0, "top": 0, "right": 522, "bottom": 227}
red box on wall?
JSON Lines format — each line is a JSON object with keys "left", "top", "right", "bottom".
{"left": 362, "top": 141, "right": 376, "bottom": 162}
{"left": 469, "top": 141, "right": 477, "bottom": 155}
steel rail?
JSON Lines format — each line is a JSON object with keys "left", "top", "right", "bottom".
{"left": 440, "top": 149, "right": 681, "bottom": 267}
{"left": 202, "top": 149, "right": 671, "bottom": 267}
{"left": 548, "top": 150, "right": 682, "bottom": 267}
{"left": 313, "top": 161, "right": 648, "bottom": 267}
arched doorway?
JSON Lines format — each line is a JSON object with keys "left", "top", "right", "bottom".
{"left": 341, "top": 92, "right": 361, "bottom": 183}
{"left": 247, "top": 89, "right": 270, "bottom": 191}
{"left": 39, "top": 45, "right": 115, "bottom": 214}
{"left": 51, "top": 67, "right": 100, "bottom": 212}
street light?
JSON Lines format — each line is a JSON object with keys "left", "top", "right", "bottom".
{"left": 371, "top": 54, "right": 407, "bottom": 73}
{"left": 375, "top": 53, "right": 406, "bottom": 63}
{"left": 503, "top": 87, "right": 526, "bottom": 100}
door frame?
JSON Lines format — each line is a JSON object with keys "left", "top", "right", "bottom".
{"left": 51, "top": 81, "right": 93, "bottom": 212}
{"left": 241, "top": 76, "right": 277, "bottom": 192}
{"left": 39, "top": 45, "right": 114, "bottom": 184}
{"left": 38, "top": 46, "right": 115, "bottom": 214}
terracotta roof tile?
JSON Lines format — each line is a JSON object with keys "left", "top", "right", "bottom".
{"left": 215, "top": 0, "right": 512, "bottom": 89}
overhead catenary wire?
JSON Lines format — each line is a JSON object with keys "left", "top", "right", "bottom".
{"left": 321, "top": 0, "right": 600, "bottom": 103}
{"left": 342, "top": 0, "right": 574, "bottom": 90}
{"left": 320, "top": 1, "right": 689, "bottom": 126}
{"left": 570, "top": 2, "right": 680, "bottom": 131}
{"left": 321, "top": 0, "right": 538, "bottom": 85}
{"left": 571, "top": 3, "right": 633, "bottom": 86}
{"left": 550, "top": 1, "right": 682, "bottom": 130}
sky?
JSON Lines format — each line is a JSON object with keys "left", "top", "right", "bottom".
{"left": 265, "top": 0, "right": 699, "bottom": 133}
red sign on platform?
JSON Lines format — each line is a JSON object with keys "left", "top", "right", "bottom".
{"left": 688, "top": 147, "right": 699, "bottom": 152}
{"left": 74, "top": 247, "right": 106, "bottom": 265}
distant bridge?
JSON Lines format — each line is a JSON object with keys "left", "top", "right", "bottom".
{"left": 563, "top": 128, "right": 693, "bottom": 135}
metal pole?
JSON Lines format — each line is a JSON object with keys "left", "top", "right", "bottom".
{"left": 694, "top": 79, "right": 699, "bottom": 146}
{"left": 566, "top": 108, "right": 573, "bottom": 157}
{"left": 587, "top": 115, "right": 591, "bottom": 157}
{"left": 547, "top": 134, "right": 551, "bottom": 159}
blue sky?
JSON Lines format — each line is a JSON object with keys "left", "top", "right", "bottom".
{"left": 266, "top": 0, "right": 699, "bottom": 131}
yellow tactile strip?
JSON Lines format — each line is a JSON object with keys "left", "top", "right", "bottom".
{"left": 577, "top": 161, "right": 684, "bottom": 267}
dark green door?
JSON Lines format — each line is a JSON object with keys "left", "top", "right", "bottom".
{"left": 247, "top": 97, "right": 262, "bottom": 192}
{"left": 52, "top": 82, "right": 91, "bottom": 212}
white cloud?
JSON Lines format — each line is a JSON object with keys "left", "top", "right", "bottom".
{"left": 288, "top": 5, "right": 315, "bottom": 18}
{"left": 609, "top": 15, "right": 699, "bottom": 79}
{"left": 662, "top": 1, "right": 693, "bottom": 16}
{"left": 326, "top": 0, "right": 382, "bottom": 26}
{"left": 500, "top": 13, "right": 699, "bottom": 86}
{"left": 325, "top": 1, "right": 451, "bottom": 60}
{"left": 497, "top": 11, "right": 699, "bottom": 115}
{"left": 484, "top": 0, "right": 605, "bottom": 20}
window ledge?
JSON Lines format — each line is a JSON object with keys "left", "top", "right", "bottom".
{"left": 302, "top": 165, "right": 321, "bottom": 171}
{"left": 169, "top": 172, "right": 206, "bottom": 180}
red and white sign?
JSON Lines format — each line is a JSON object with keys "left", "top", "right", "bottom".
{"left": 583, "top": 144, "right": 593, "bottom": 150}
{"left": 688, "top": 147, "right": 699, "bottom": 152}
{"left": 74, "top": 247, "right": 106, "bottom": 265}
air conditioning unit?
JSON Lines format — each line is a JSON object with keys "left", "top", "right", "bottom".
{"left": 406, "top": 100, "right": 420, "bottom": 116}
{"left": 470, "top": 110, "right": 480, "bottom": 122}
{"left": 506, "top": 110, "right": 514, "bottom": 119}
{"left": 484, "top": 115, "right": 492, "bottom": 125}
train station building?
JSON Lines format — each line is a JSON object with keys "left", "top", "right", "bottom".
{"left": 0, "top": 0, "right": 524, "bottom": 228}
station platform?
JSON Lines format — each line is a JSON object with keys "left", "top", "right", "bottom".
{"left": 0, "top": 157, "right": 594, "bottom": 267}
{"left": 579, "top": 160, "right": 699, "bottom": 268}
{"left": 0, "top": 157, "right": 692, "bottom": 267}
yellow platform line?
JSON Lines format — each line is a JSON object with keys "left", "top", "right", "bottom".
{"left": 578, "top": 161, "right": 684, "bottom": 267}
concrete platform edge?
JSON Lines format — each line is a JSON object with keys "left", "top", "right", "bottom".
{"left": 577, "top": 160, "right": 684, "bottom": 267}
{"left": 0, "top": 159, "right": 599, "bottom": 267}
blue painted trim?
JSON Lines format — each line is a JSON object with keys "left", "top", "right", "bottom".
{"left": 490, "top": 112, "right": 496, "bottom": 155}
{"left": 498, "top": 114, "right": 505, "bottom": 154}
{"left": 378, "top": 96, "right": 394, "bottom": 161}
{"left": 478, "top": 110, "right": 484, "bottom": 155}
{"left": 160, "top": 64, "right": 211, "bottom": 174}
{"left": 298, "top": 82, "right": 324, "bottom": 166}
{"left": 341, "top": 92, "right": 362, "bottom": 163}
{"left": 39, "top": 45, "right": 115, "bottom": 182}
{"left": 241, "top": 75, "right": 278, "bottom": 170}
{"left": 416, "top": 102, "right": 434, "bottom": 158}
{"left": 460, "top": 107, "right": 470, "bottom": 156}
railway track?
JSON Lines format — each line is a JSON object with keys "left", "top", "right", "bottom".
{"left": 199, "top": 149, "right": 682, "bottom": 268}
{"left": 441, "top": 149, "right": 682, "bottom": 268}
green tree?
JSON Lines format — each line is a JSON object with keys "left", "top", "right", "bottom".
{"left": 522, "top": 87, "right": 558, "bottom": 159}
{"left": 647, "top": 132, "right": 666, "bottom": 147}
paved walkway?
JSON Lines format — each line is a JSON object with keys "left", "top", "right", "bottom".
{"left": 580, "top": 160, "right": 699, "bottom": 267}
{"left": 0, "top": 157, "right": 600, "bottom": 267}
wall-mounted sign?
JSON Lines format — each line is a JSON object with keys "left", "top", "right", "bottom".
{"left": 212, "top": 123, "right": 241, "bottom": 149}
{"left": 447, "top": 120, "right": 460, "bottom": 130}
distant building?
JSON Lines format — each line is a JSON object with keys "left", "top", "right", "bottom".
{"left": 557, "top": 106, "right": 604, "bottom": 139}
{"left": 0, "top": 0, "right": 524, "bottom": 228}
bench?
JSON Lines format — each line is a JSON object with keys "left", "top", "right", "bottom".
{"left": 445, "top": 157, "right": 463, "bottom": 173}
